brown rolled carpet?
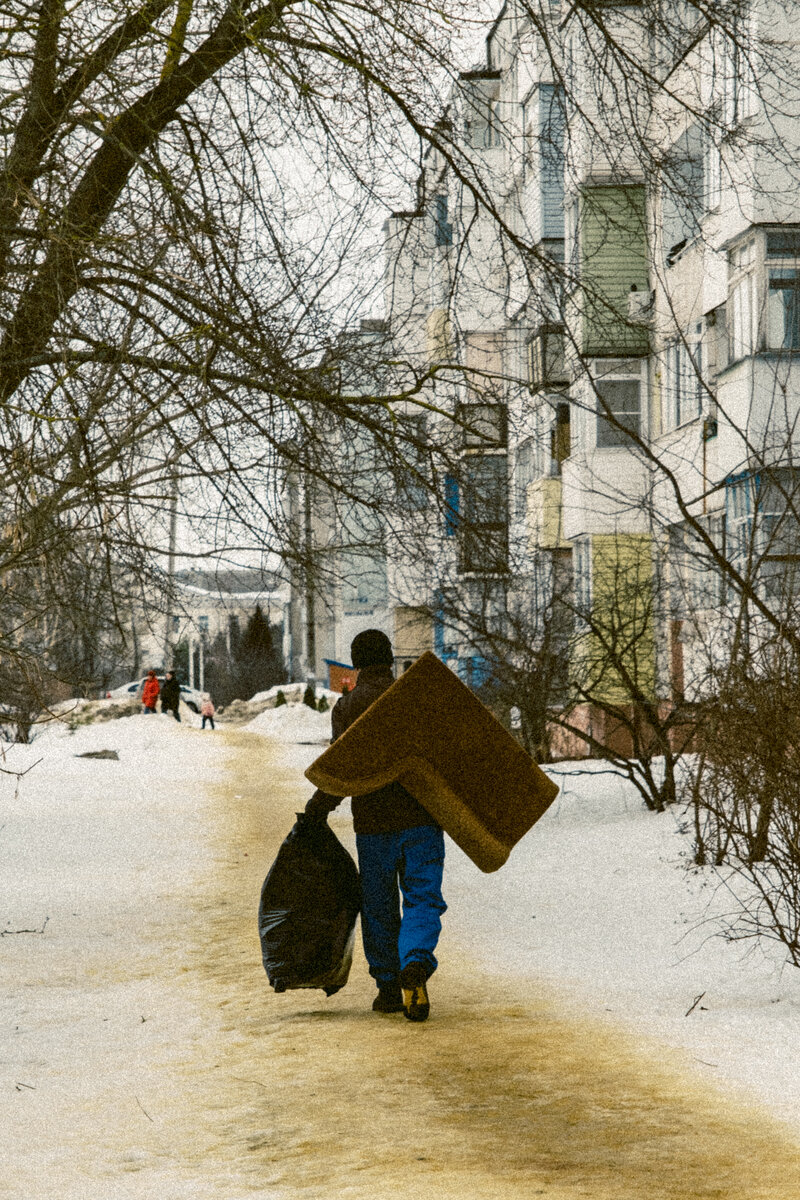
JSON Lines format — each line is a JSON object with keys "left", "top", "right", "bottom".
{"left": 305, "top": 651, "right": 559, "bottom": 872}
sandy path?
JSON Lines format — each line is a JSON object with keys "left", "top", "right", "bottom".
{"left": 4, "top": 728, "right": 800, "bottom": 1199}
{"left": 191, "top": 732, "right": 800, "bottom": 1200}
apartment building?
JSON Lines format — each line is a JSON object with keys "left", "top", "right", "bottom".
{"left": 292, "top": 1, "right": 800, "bottom": 744}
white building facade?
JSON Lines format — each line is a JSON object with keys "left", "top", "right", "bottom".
{"left": 292, "top": 2, "right": 800, "bottom": 736}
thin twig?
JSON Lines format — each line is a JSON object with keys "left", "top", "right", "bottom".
{"left": 229, "top": 1075, "right": 270, "bottom": 1090}
{"left": 1, "top": 916, "right": 49, "bottom": 937}
{"left": 0, "top": 758, "right": 42, "bottom": 778}
{"left": 135, "top": 1096, "right": 154, "bottom": 1122}
{"left": 684, "top": 991, "right": 706, "bottom": 1017}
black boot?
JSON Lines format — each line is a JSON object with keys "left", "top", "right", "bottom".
{"left": 372, "top": 982, "right": 404, "bottom": 1013}
{"left": 400, "top": 962, "right": 430, "bottom": 1022}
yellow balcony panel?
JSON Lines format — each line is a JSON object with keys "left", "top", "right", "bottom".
{"left": 526, "top": 477, "right": 569, "bottom": 551}
{"left": 426, "top": 308, "right": 454, "bottom": 365}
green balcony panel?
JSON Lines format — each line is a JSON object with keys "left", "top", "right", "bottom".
{"left": 579, "top": 185, "right": 650, "bottom": 358}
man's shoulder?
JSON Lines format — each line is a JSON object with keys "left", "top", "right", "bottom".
{"left": 332, "top": 678, "right": 379, "bottom": 733}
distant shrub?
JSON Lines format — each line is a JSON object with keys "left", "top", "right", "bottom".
{"left": 302, "top": 685, "right": 317, "bottom": 710}
{"left": 274, "top": 690, "right": 287, "bottom": 707}
{"left": 317, "top": 694, "right": 329, "bottom": 712}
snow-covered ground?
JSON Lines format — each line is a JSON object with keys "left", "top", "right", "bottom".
{"left": 446, "top": 760, "right": 800, "bottom": 1131}
{"left": 2, "top": 701, "right": 800, "bottom": 1179}
{"left": 276, "top": 729, "right": 800, "bottom": 1135}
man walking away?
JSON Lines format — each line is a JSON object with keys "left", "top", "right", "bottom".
{"left": 305, "top": 629, "right": 446, "bottom": 1023}
{"left": 160, "top": 671, "right": 181, "bottom": 722}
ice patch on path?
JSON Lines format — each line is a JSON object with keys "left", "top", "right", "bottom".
{"left": 245, "top": 702, "right": 332, "bottom": 743}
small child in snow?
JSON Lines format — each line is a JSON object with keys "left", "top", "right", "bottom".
{"left": 201, "top": 695, "right": 215, "bottom": 730}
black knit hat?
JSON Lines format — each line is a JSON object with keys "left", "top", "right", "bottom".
{"left": 350, "top": 628, "right": 393, "bottom": 669}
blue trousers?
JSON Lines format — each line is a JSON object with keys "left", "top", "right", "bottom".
{"left": 356, "top": 825, "right": 446, "bottom": 987}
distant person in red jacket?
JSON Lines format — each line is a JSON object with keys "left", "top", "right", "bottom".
{"left": 141, "top": 670, "right": 160, "bottom": 714}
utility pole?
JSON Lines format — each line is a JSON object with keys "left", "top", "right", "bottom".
{"left": 304, "top": 477, "right": 316, "bottom": 682}
{"left": 162, "top": 471, "right": 179, "bottom": 669}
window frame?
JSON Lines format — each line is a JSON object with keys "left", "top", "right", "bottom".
{"left": 433, "top": 193, "right": 453, "bottom": 248}
{"left": 725, "top": 229, "right": 800, "bottom": 364}
{"left": 718, "top": 19, "right": 759, "bottom": 129}
{"left": 766, "top": 248, "right": 800, "bottom": 352}
{"left": 514, "top": 436, "right": 539, "bottom": 522}
{"left": 573, "top": 536, "right": 592, "bottom": 618}
{"left": 670, "top": 515, "right": 726, "bottom": 617}
{"left": 458, "top": 452, "right": 509, "bottom": 575}
{"left": 527, "top": 325, "right": 568, "bottom": 391}
{"left": 704, "top": 130, "right": 722, "bottom": 212}
{"left": 456, "top": 401, "right": 508, "bottom": 449}
{"left": 395, "top": 411, "right": 429, "bottom": 510}
{"left": 663, "top": 322, "right": 705, "bottom": 431}
{"left": 592, "top": 360, "right": 644, "bottom": 449}
{"left": 728, "top": 236, "right": 758, "bottom": 362}
{"left": 725, "top": 468, "right": 800, "bottom": 601}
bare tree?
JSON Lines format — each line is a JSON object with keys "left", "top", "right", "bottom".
{"left": 0, "top": 0, "right": 501, "bottom": 697}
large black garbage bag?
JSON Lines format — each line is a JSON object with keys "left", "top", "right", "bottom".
{"left": 258, "top": 813, "right": 360, "bottom": 996}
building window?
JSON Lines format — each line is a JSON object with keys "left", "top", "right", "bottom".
{"left": 662, "top": 124, "right": 704, "bottom": 264}
{"left": 514, "top": 438, "right": 538, "bottom": 521}
{"left": 395, "top": 412, "right": 428, "bottom": 509}
{"left": 664, "top": 324, "right": 704, "bottom": 430}
{"left": 566, "top": 198, "right": 579, "bottom": 286}
{"left": 465, "top": 80, "right": 501, "bottom": 150}
{"left": 594, "top": 368, "right": 642, "bottom": 448}
{"left": 651, "top": 0, "right": 704, "bottom": 74}
{"left": 434, "top": 194, "right": 452, "bottom": 247}
{"left": 726, "top": 471, "right": 754, "bottom": 569}
{"left": 198, "top": 615, "right": 209, "bottom": 635}
{"left": 457, "top": 402, "right": 507, "bottom": 448}
{"left": 459, "top": 454, "right": 508, "bottom": 573}
{"left": 728, "top": 238, "right": 757, "bottom": 360}
{"left": 528, "top": 326, "right": 567, "bottom": 391}
{"left": 670, "top": 516, "right": 725, "bottom": 616}
{"left": 726, "top": 229, "right": 800, "bottom": 360}
{"left": 573, "top": 537, "right": 591, "bottom": 617}
{"left": 522, "top": 101, "right": 536, "bottom": 177}
{"left": 767, "top": 268, "right": 800, "bottom": 351}
{"left": 551, "top": 402, "right": 571, "bottom": 470}
{"left": 719, "top": 21, "right": 759, "bottom": 128}
{"left": 726, "top": 469, "right": 800, "bottom": 599}
{"left": 444, "top": 474, "right": 459, "bottom": 536}
{"left": 704, "top": 133, "right": 722, "bottom": 211}
{"left": 433, "top": 590, "right": 458, "bottom": 660}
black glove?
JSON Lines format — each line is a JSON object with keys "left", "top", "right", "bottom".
{"left": 304, "top": 792, "right": 331, "bottom": 822}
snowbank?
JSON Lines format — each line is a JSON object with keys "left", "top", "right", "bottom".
{"left": 247, "top": 682, "right": 339, "bottom": 705}
{"left": 0, "top": 713, "right": 237, "bottom": 1198}
{"left": 244, "top": 701, "right": 332, "bottom": 743}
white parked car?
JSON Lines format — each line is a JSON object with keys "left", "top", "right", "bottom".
{"left": 107, "top": 676, "right": 205, "bottom": 713}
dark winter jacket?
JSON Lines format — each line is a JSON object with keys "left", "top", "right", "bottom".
{"left": 307, "top": 664, "right": 439, "bottom": 835}
{"left": 161, "top": 676, "right": 181, "bottom": 711}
